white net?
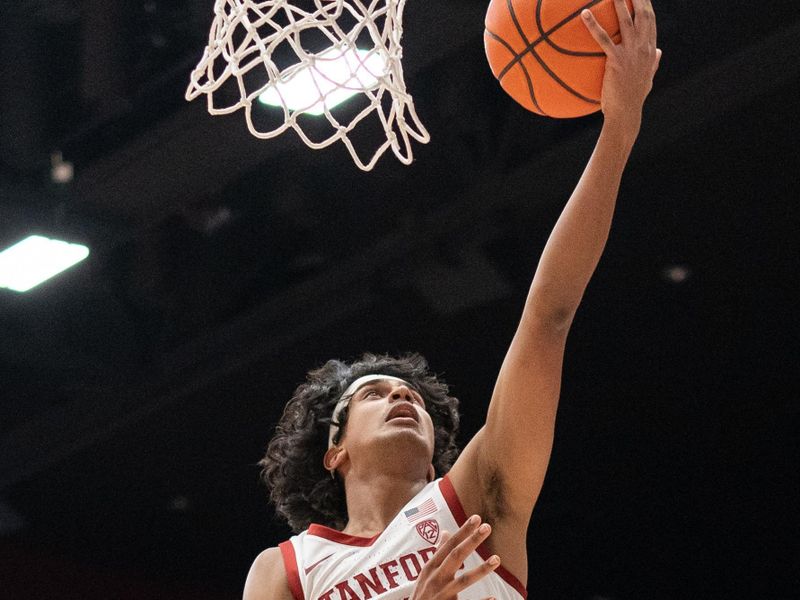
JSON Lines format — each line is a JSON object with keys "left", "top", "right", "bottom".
{"left": 185, "top": 0, "right": 430, "bottom": 171}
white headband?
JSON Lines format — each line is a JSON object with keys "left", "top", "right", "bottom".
{"left": 328, "top": 374, "right": 411, "bottom": 448}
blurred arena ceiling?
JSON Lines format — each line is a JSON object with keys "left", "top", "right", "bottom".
{"left": 0, "top": 1, "right": 798, "bottom": 598}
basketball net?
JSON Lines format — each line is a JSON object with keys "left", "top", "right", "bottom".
{"left": 185, "top": 0, "right": 430, "bottom": 171}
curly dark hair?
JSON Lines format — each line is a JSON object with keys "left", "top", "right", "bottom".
{"left": 259, "top": 352, "right": 461, "bottom": 533}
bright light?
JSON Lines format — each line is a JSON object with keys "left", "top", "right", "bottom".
{"left": 0, "top": 235, "right": 90, "bottom": 293}
{"left": 258, "top": 46, "right": 385, "bottom": 115}
{"left": 663, "top": 264, "right": 691, "bottom": 284}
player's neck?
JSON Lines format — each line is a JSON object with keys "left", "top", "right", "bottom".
{"left": 340, "top": 471, "right": 430, "bottom": 538}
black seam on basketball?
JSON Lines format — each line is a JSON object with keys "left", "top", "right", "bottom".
{"left": 535, "top": 0, "right": 607, "bottom": 57}
{"left": 524, "top": 42, "right": 600, "bottom": 106}
{"left": 506, "top": 0, "right": 533, "bottom": 48}
{"left": 517, "top": 56, "right": 542, "bottom": 115}
{"left": 486, "top": 29, "right": 543, "bottom": 114}
{"left": 489, "top": 29, "right": 524, "bottom": 81}
{"left": 494, "top": 0, "right": 605, "bottom": 84}
{"left": 487, "top": 29, "right": 520, "bottom": 80}
{"left": 502, "top": 0, "right": 546, "bottom": 114}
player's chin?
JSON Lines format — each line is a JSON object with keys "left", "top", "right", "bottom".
{"left": 384, "top": 417, "right": 431, "bottom": 438}
{"left": 380, "top": 421, "right": 433, "bottom": 449}
{"left": 384, "top": 416, "right": 420, "bottom": 429}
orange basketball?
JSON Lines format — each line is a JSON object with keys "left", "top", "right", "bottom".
{"left": 484, "top": 0, "right": 633, "bottom": 118}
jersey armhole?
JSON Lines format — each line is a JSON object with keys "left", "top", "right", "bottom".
{"left": 440, "top": 474, "right": 528, "bottom": 598}
{"left": 278, "top": 540, "right": 305, "bottom": 600}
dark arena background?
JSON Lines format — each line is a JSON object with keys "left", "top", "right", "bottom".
{"left": 1, "top": 1, "right": 798, "bottom": 599}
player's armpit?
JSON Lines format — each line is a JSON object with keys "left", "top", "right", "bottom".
{"left": 243, "top": 547, "right": 294, "bottom": 600}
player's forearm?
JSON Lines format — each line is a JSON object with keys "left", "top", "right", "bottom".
{"left": 525, "top": 116, "right": 639, "bottom": 328}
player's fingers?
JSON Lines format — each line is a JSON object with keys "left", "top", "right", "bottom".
{"left": 439, "top": 521, "right": 492, "bottom": 575}
{"left": 630, "top": 0, "right": 645, "bottom": 21}
{"left": 649, "top": 4, "right": 658, "bottom": 47}
{"left": 634, "top": 0, "right": 656, "bottom": 45}
{"left": 425, "top": 516, "right": 480, "bottom": 569}
{"left": 445, "top": 555, "right": 501, "bottom": 595}
{"left": 581, "top": 9, "right": 615, "bottom": 55}
{"left": 612, "top": 0, "right": 633, "bottom": 33}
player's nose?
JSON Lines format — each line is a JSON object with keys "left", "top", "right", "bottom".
{"left": 389, "top": 384, "right": 414, "bottom": 402}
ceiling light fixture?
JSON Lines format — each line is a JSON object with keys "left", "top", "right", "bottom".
{"left": 258, "top": 46, "right": 385, "bottom": 116}
{"left": 0, "top": 235, "right": 90, "bottom": 293}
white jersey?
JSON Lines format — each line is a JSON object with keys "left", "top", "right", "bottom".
{"left": 278, "top": 476, "right": 526, "bottom": 600}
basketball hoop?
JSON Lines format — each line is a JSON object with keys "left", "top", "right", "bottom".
{"left": 186, "top": 0, "right": 430, "bottom": 171}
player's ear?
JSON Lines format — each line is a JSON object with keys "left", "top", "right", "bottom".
{"left": 426, "top": 464, "right": 435, "bottom": 483}
{"left": 324, "top": 446, "right": 346, "bottom": 474}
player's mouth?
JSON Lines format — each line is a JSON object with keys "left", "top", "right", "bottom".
{"left": 385, "top": 403, "right": 419, "bottom": 423}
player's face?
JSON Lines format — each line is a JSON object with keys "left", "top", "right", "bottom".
{"left": 341, "top": 378, "right": 435, "bottom": 457}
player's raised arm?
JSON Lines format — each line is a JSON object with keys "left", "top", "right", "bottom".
{"left": 450, "top": 0, "right": 661, "bottom": 518}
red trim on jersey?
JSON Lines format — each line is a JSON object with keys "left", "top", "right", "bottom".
{"left": 308, "top": 523, "right": 382, "bottom": 547}
{"left": 278, "top": 541, "right": 305, "bottom": 600}
{"left": 439, "top": 475, "right": 528, "bottom": 599}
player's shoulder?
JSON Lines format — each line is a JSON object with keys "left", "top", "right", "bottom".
{"left": 243, "top": 546, "right": 294, "bottom": 600}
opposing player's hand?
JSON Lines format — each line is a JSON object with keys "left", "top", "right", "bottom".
{"left": 410, "top": 514, "right": 500, "bottom": 600}
{"left": 581, "top": 0, "right": 661, "bottom": 128}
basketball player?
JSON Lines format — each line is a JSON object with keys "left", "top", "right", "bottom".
{"left": 244, "top": 1, "right": 660, "bottom": 597}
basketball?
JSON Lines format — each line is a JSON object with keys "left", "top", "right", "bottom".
{"left": 484, "top": 0, "right": 633, "bottom": 118}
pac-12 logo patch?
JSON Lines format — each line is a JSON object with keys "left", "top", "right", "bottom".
{"left": 415, "top": 519, "right": 440, "bottom": 545}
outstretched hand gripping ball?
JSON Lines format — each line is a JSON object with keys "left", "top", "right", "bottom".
{"left": 485, "top": 0, "right": 633, "bottom": 118}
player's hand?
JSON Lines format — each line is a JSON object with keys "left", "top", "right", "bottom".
{"left": 410, "top": 514, "right": 500, "bottom": 600}
{"left": 581, "top": 0, "right": 661, "bottom": 129}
